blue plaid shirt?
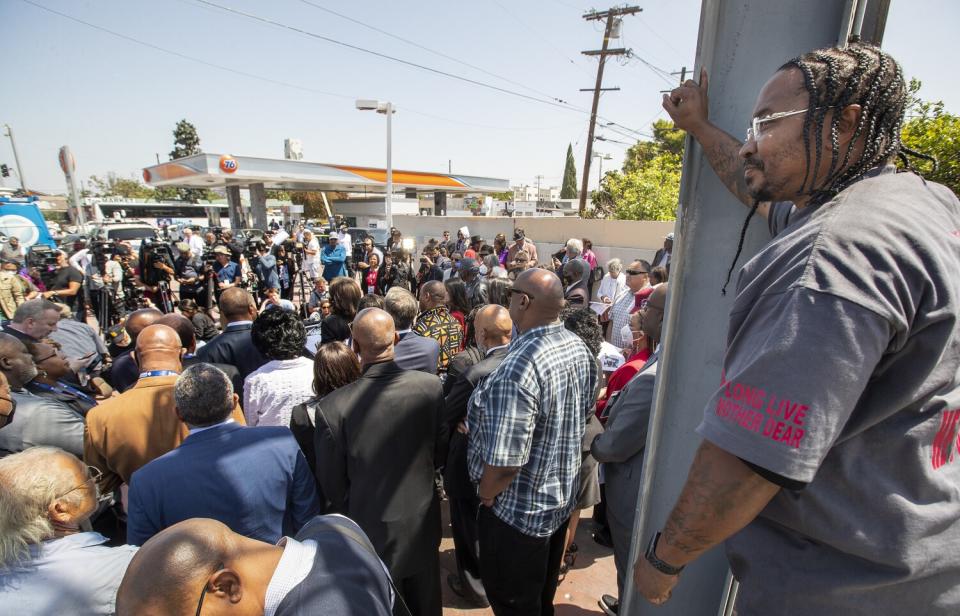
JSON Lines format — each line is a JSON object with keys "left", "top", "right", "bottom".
{"left": 467, "top": 322, "right": 600, "bottom": 537}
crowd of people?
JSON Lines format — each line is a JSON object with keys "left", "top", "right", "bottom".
{"left": 2, "top": 40, "right": 959, "bottom": 616}
{"left": 0, "top": 208, "right": 669, "bottom": 616}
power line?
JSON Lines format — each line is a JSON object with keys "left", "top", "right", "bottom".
{"left": 296, "top": 0, "right": 573, "bottom": 104}
{"left": 19, "top": 0, "right": 355, "bottom": 101}
{"left": 191, "top": 0, "right": 581, "bottom": 112}
{"left": 19, "top": 0, "right": 582, "bottom": 134}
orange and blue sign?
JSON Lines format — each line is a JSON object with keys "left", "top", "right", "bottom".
{"left": 219, "top": 155, "right": 239, "bottom": 174}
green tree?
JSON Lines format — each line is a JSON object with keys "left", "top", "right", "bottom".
{"left": 168, "top": 119, "right": 214, "bottom": 203}
{"left": 900, "top": 79, "right": 959, "bottom": 197}
{"left": 87, "top": 173, "right": 156, "bottom": 199}
{"left": 491, "top": 191, "right": 514, "bottom": 201}
{"left": 560, "top": 143, "right": 578, "bottom": 199}
{"left": 590, "top": 119, "right": 683, "bottom": 220}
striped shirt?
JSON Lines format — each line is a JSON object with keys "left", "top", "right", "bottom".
{"left": 467, "top": 322, "right": 600, "bottom": 537}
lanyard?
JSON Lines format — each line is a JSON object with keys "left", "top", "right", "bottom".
{"left": 138, "top": 370, "right": 179, "bottom": 379}
{"left": 31, "top": 381, "right": 96, "bottom": 405}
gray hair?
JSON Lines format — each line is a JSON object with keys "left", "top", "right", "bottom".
{"left": 174, "top": 364, "right": 234, "bottom": 427}
{"left": 565, "top": 238, "right": 583, "bottom": 257}
{"left": 0, "top": 447, "right": 85, "bottom": 566}
{"left": 606, "top": 258, "right": 623, "bottom": 275}
{"left": 12, "top": 298, "right": 61, "bottom": 324}
{"left": 384, "top": 287, "right": 418, "bottom": 330}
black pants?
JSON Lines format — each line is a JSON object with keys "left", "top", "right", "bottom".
{"left": 394, "top": 558, "right": 442, "bottom": 616}
{"left": 478, "top": 506, "right": 569, "bottom": 616}
{"left": 449, "top": 495, "right": 487, "bottom": 603}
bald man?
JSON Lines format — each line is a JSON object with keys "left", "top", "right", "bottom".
{"left": 414, "top": 280, "right": 463, "bottom": 373}
{"left": 106, "top": 308, "right": 163, "bottom": 392}
{"left": 440, "top": 304, "right": 513, "bottom": 606}
{"left": 314, "top": 307, "right": 444, "bottom": 616}
{"left": 85, "top": 324, "right": 246, "bottom": 494}
{"left": 116, "top": 516, "right": 393, "bottom": 616}
{"left": 466, "top": 268, "right": 600, "bottom": 615}
{"left": 196, "top": 287, "right": 268, "bottom": 385}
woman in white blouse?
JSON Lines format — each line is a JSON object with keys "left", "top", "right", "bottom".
{"left": 595, "top": 258, "right": 628, "bottom": 303}
{"left": 243, "top": 309, "right": 315, "bottom": 427}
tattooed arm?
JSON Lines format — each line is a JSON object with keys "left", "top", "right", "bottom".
{"left": 662, "top": 69, "right": 771, "bottom": 219}
{"left": 633, "top": 439, "right": 780, "bottom": 605}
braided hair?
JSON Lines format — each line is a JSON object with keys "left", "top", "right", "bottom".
{"left": 721, "top": 43, "right": 935, "bottom": 296}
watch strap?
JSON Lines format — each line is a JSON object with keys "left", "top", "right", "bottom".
{"left": 645, "top": 531, "right": 685, "bottom": 576}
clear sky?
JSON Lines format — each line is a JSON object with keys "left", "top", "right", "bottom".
{"left": 1, "top": 0, "right": 956, "bottom": 196}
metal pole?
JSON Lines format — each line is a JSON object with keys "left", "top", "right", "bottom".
{"left": 385, "top": 102, "right": 394, "bottom": 230}
{"left": 3, "top": 124, "right": 27, "bottom": 191}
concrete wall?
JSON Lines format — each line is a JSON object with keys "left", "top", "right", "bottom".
{"left": 393, "top": 215, "right": 675, "bottom": 266}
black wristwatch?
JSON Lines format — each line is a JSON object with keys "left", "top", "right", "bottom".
{"left": 645, "top": 531, "right": 685, "bottom": 576}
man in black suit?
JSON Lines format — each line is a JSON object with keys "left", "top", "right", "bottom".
{"left": 155, "top": 313, "right": 243, "bottom": 400}
{"left": 652, "top": 232, "right": 673, "bottom": 269}
{"left": 440, "top": 304, "right": 513, "bottom": 607}
{"left": 116, "top": 515, "right": 394, "bottom": 615}
{"left": 106, "top": 308, "right": 163, "bottom": 392}
{"left": 314, "top": 307, "right": 444, "bottom": 616}
{"left": 384, "top": 287, "right": 440, "bottom": 374}
{"left": 196, "top": 287, "right": 268, "bottom": 384}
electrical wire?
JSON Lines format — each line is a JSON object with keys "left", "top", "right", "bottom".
{"left": 18, "top": 0, "right": 583, "bottom": 133}
{"left": 19, "top": 0, "right": 355, "bottom": 101}
{"left": 488, "top": 0, "right": 595, "bottom": 78}
{"left": 296, "top": 0, "right": 574, "bottom": 105}
{"left": 191, "top": 0, "right": 582, "bottom": 112}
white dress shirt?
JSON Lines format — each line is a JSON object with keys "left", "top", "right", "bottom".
{"left": 263, "top": 537, "right": 318, "bottom": 616}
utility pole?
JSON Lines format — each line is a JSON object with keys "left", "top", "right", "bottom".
{"left": 579, "top": 5, "right": 642, "bottom": 216}
{"left": 671, "top": 65, "right": 689, "bottom": 83}
{"left": 3, "top": 124, "right": 28, "bottom": 191}
{"left": 534, "top": 174, "right": 544, "bottom": 203}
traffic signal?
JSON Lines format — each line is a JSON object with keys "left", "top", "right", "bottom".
{"left": 0, "top": 164, "right": 9, "bottom": 177}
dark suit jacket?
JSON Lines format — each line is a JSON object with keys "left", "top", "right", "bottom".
{"left": 565, "top": 286, "right": 589, "bottom": 307}
{"left": 440, "top": 346, "right": 508, "bottom": 498}
{"left": 275, "top": 515, "right": 393, "bottom": 616}
{"left": 182, "top": 356, "right": 243, "bottom": 398}
{"left": 107, "top": 350, "right": 139, "bottom": 392}
{"left": 195, "top": 322, "right": 268, "bottom": 383}
{"left": 393, "top": 331, "right": 440, "bottom": 375}
{"left": 126, "top": 423, "right": 320, "bottom": 546}
{"left": 653, "top": 248, "right": 671, "bottom": 268}
{"left": 314, "top": 360, "right": 443, "bottom": 578}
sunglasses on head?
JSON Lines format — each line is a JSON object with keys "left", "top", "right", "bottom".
{"left": 626, "top": 269, "right": 649, "bottom": 276}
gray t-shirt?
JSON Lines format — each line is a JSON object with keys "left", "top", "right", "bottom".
{"left": 696, "top": 167, "right": 960, "bottom": 615}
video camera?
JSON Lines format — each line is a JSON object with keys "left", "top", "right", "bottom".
{"left": 26, "top": 245, "right": 60, "bottom": 288}
{"left": 282, "top": 237, "right": 305, "bottom": 267}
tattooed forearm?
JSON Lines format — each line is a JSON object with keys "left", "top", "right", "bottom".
{"left": 655, "top": 440, "right": 780, "bottom": 566}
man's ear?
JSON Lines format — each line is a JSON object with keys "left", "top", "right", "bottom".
{"left": 209, "top": 568, "right": 244, "bottom": 604}
{"left": 835, "top": 104, "right": 863, "bottom": 149}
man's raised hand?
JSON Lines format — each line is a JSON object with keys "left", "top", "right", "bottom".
{"left": 662, "top": 68, "right": 710, "bottom": 135}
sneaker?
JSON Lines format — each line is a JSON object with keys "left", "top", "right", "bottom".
{"left": 599, "top": 594, "right": 619, "bottom": 615}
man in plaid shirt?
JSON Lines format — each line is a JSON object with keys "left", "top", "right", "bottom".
{"left": 467, "top": 268, "right": 600, "bottom": 615}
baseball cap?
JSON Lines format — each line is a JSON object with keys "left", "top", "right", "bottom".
{"left": 176, "top": 242, "right": 190, "bottom": 253}
{"left": 460, "top": 257, "right": 480, "bottom": 273}
{"left": 213, "top": 246, "right": 231, "bottom": 256}
{"left": 665, "top": 232, "right": 675, "bottom": 240}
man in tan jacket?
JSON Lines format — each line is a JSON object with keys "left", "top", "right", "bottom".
{"left": 84, "top": 323, "right": 245, "bottom": 493}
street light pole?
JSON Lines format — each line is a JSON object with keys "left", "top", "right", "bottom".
{"left": 3, "top": 124, "right": 27, "bottom": 191}
{"left": 385, "top": 101, "right": 393, "bottom": 231}
{"left": 356, "top": 99, "right": 396, "bottom": 230}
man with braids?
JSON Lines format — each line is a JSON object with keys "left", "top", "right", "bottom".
{"left": 638, "top": 44, "right": 960, "bottom": 613}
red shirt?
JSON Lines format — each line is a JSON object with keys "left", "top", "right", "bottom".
{"left": 595, "top": 347, "right": 652, "bottom": 422}
{"left": 364, "top": 269, "right": 379, "bottom": 294}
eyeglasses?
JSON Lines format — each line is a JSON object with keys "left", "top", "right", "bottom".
{"left": 195, "top": 562, "right": 225, "bottom": 616}
{"left": 625, "top": 269, "right": 650, "bottom": 276}
{"left": 746, "top": 107, "right": 818, "bottom": 142}
{"left": 33, "top": 352, "right": 59, "bottom": 364}
{"left": 506, "top": 288, "right": 536, "bottom": 303}
{"left": 56, "top": 465, "right": 103, "bottom": 500}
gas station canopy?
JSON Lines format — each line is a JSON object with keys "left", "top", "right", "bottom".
{"left": 142, "top": 153, "right": 509, "bottom": 194}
